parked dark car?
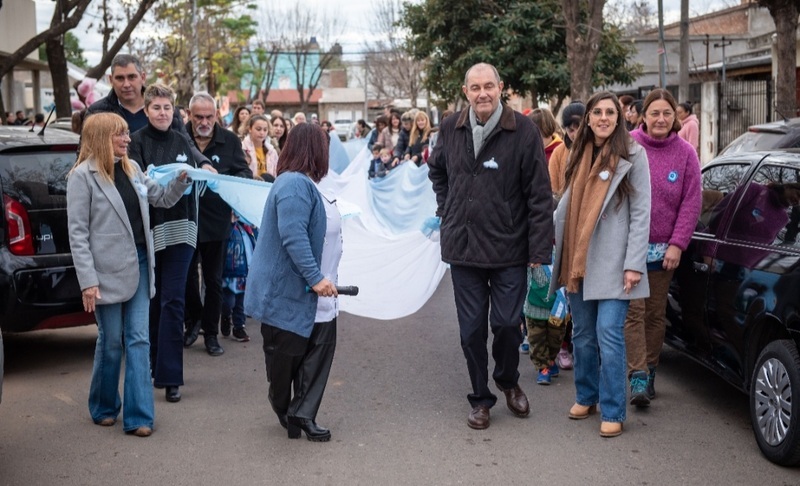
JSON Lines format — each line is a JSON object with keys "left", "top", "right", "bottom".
{"left": 0, "top": 126, "right": 93, "bottom": 333}
{"left": 666, "top": 149, "right": 800, "bottom": 466}
{"left": 721, "top": 117, "right": 800, "bottom": 156}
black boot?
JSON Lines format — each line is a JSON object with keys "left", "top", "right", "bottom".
{"left": 286, "top": 417, "right": 331, "bottom": 442}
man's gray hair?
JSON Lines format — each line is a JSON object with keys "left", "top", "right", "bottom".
{"left": 111, "top": 54, "right": 144, "bottom": 74}
{"left": 463, "top": 63, "right": 502, "bottom": 86}
{"left": 189, "top": 92, "right": 217, "bottom": 110}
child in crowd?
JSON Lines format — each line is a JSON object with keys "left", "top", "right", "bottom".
{"left": 368, "top": 143, "right": 384, "bottom": 179}
{"left": 220, "top": 214, "right": 258, "bottom": 342}
{"left": 524, "top": 265, "right": 568, "bottom": 385}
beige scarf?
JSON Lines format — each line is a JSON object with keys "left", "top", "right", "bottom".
{"left": 559, "top": 143, "right": 619, "bottom": 293}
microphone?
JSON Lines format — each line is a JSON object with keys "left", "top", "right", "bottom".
{"left": 305, "top": 285, "right": 359, "bottom": 296}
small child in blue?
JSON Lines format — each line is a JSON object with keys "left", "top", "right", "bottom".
{"left": 221, "top": 216, "right": 257, "bottom": 342}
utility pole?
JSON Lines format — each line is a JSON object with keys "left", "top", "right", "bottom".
{"left": 714, "top": 36, "right": 732, "bottom": 82}
{"left": 679, "top": 0, "right": 690, "bottom": 102}
{"left": 657, "top": 0, "right": 667, "bottom": 88}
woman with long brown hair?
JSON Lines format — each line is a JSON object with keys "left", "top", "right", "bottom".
{"left": 67, "top": 113, "right": 189, "bottom": 437}
{"left": 550, "top": 91, "right": 651, "bottom": 438}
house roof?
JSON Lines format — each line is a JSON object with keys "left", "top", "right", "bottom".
{"left": 264, "top": 89, "right": 323, "bottom": 105}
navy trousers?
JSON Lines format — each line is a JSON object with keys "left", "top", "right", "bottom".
{"left": 150, "top": 243, "right": 194, "bottom": 387}
{"left": 450, "top": 265, "right": 527, "bottom": 408}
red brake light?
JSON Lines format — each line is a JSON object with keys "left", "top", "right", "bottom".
{"left": 4, "top": 195, "right": 34, "bottom": 255}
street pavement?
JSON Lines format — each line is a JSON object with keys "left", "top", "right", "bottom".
{"left": 0, "top": 273, "right": 798, "bottom": 485}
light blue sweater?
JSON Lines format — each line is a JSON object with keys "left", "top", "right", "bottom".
{"left": 244, "top": 172, "right": 326, "bottom": 338}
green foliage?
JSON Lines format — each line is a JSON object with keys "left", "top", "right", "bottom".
{"left": 38, "top": 32, "right": 88, "bottom": 69}
{"left": 149, "top": 0, "right": 256, "bottom": 103}
{"left": 401, "top": 0, "right": 641, "bottom": 104}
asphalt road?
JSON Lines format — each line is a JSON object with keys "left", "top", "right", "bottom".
{"left": 0, "top": 273, "right": 798, "bottom": 485}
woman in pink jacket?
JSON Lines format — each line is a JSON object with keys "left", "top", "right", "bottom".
{"left": 677, "top": 102, "right": 700, "bottom": 155}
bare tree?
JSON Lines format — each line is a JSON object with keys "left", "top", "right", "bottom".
{"left": 605, "top": 0, "right": 656, "bottom": 35}
{"left": 248, "top": 7, "right": 283, "bottom": 103}
{"left": 81, "top": 0, "right": 157, "bottom": 81}
{"left": 0, "top": 0, "right": 92, "bottom": 122}
{"left": 363, "top": 0, "right": 426, "bottom": 107}
{"left": 562, "top": 0, "right": 606, "bottom": 102}
{"left": 278, "top": 3, "right": 345, "bottom": 112}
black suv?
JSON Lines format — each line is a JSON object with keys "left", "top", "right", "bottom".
{"left": 666, "top": 149, "right": 800, "bottom": 466}
{"left": 721, "top": 117, "right": 800, "bottom": 156}
{"left": 0, "top": 126, "right": 93, "bottom": 333}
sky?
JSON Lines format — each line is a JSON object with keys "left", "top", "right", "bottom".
{"left": 34, "top": 0, "right": 737, "bottom": 67}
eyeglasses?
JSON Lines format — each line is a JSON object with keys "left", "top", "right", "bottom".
{"left": 590, "top": 108, "right": 618, "bottom": 118}
{"left": 114, "top": 130, "right": 131, "bottom": 138}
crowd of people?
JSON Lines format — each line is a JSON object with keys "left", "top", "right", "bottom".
{"left": 62, "top": 52, "right": 703, "bottom": 443}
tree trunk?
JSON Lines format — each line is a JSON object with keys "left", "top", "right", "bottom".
{"left": 770, "top": 3, "right": 799, "bottom": 118}
{"left": 46, "top": 36, "right": 72, "bottom": 118}
{"left": 562, "top": 0, "right": 606, "bottom": 102}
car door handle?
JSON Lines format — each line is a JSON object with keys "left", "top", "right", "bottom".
{"left": 693, "top": 262, "right": 709, "bottom": 273}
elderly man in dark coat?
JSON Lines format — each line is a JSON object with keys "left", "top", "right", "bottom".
{"left": 428, "top": 63, "right": 554, "bottom": 430}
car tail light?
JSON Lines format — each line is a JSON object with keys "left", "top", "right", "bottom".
{"left": 4, "top": 195, "right": 34, "bottom": 255}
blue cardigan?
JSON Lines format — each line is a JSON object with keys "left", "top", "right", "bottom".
{"left": 244, "top": 172, "right": 326, "bottom": 337}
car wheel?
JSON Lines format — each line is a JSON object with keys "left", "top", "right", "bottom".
{"left": 750, "top": 339, "right": 800, "bottom": 466}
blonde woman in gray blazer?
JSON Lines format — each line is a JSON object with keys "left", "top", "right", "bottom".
{"left": 67, "top": 113, "right": 189, "bottom": 437}
{"left": 549, "top": 92, "right": 651, "bottom": 439}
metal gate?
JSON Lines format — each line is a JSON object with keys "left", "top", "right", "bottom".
{"left": 717, "top": 79, "right": 773, "bottom": 150}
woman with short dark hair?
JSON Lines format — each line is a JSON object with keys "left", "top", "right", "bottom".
{"left": 624, "top": 88, "right": 701, "bottom": 407}
{"left": 245, "top": 123, "right": 342, "bottom": 442}
{"left": 128, "top": 84, "right": 201, "bottom": 404}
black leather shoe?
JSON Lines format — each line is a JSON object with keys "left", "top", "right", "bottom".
{"left": 184, "top": 321, "right": 202, "bottom": 347}
{"left": 278, "top": 414, "right": 288, "bottom": 429}
{"left": 204, "top": 336, "right": 224, "bottom": 356}
{"left": 287, "top": 417, "right": 331, "bottom": 442}
{"left": 166, "top": 386, "right": 181, "bottom": 403}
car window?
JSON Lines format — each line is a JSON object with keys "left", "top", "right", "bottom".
{"left": 726, "top": 164, "right": 800, "bottom": 247}
{"left": 698, "top": 163, "right": 750, "bottom": 233}
{"left": 0, "top": 151, "right": 73, "bottom": 209}
{"left": 722, "top": 132, "right": 786, "bottom": 155}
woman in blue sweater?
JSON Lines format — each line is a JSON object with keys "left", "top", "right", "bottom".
{"left": 245, "top": 123, "right": 341, "bottom": 442}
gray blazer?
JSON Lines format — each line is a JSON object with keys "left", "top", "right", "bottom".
{"left": 67, "top": 159, "right": 190, "bottom": 304}
{"left": 550, "top": 142, "right": 651, "bottom": 301}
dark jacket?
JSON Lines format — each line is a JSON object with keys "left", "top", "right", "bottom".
{"left": 427, "top": 105, "right": 553, "bottom": 267}
{"left": 128, "top": 123, "right": 198, "bottom": 249}
{"left": 393, "top": 127, "right": 410, "bottom": 159}
{"left": 187, "top": 122, "right": 253, "bottom": 242}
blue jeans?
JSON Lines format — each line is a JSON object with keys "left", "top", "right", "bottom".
{"left": 567, "top": 286, "right": 629, "bottom": 423}
{"left": 221, "top": 289, "right": 246, "bottom": 329}
{"left": 89, "top": 246, "right": 154, "bottom": 432}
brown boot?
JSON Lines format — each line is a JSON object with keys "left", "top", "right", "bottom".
{"left": 600, "top": 421, "right": 623, "bottom": 438}
{"left": 568, "top": 403, "right": 597, "bottom": 420}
